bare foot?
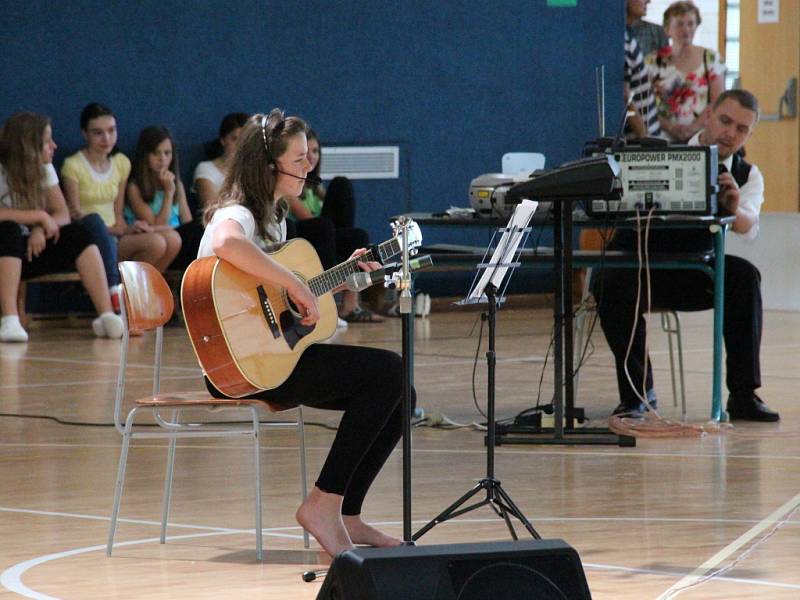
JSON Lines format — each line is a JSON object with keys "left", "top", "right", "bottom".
{"left": 296, "top": 487, "right": 354, "bottom": 557}
{"left": 342, "top": 515, "right": 402, "bottom": 547}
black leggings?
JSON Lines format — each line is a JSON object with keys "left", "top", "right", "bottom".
{"left": 207, "top": 343, "right": 413, "bottom": 515}
{"left": 0, "top": 220, "right": 93, "bottom": 279}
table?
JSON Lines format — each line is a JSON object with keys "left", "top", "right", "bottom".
{"left": 400, "top": 211, "right": 733, "bottom": 426}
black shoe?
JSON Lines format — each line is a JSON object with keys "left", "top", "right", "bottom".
{"left": 612, "top": 392, "right": 658, "bottom": 417}
{"left": 726, "top": 392, "right": 780, "bottom": 422}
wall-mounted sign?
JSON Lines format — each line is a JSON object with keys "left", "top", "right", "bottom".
{"left": 758, "top": 0, "right": 779, "bottom": 24}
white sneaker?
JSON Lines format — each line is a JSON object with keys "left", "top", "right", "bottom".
{"left": 93, "top": 312, "right": 125, "bottom": 339}
{"left": 415, "top": 293, "right": 431, "bottom": 317}
{"left": 337, "top": 317, "right": 349, "bottom": 330}
{"left": 0, "top": 316, "right": 28, "bottom": 343}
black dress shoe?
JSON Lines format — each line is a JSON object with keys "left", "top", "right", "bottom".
{"left": 726, "top": 393, "right": 780, "bottom": 422}
{"left": 612, "top": 393, "right": 658, "bottom": 417}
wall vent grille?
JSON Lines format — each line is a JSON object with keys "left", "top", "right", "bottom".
{"left": 320, "top": 146, "right": 399, "bottom": 180}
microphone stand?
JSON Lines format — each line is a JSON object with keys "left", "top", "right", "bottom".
{"left": 399, "top": 220, "right": 416, "bottom": 545}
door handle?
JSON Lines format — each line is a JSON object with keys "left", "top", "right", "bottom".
{"left": 760, "top": 77, "right": 797, "bottom": 121}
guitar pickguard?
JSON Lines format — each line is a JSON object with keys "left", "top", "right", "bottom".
{"left": 279, "top": 310, "right": 315, "bottom": 349}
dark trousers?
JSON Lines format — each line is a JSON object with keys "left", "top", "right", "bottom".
{"left": 592, "top": 255, "right": 762, "bottom": 406}
{"left": 0, "top": 220, "right": 93, "bottom": 279}
{"left": 207, "top": 343, "right": 412, "bottom": 515}
{"left": 167, "top": 220, "right": 205, "bottom": 271}
{"left": 288, "top": 177, "right": 369, "bottom": 269}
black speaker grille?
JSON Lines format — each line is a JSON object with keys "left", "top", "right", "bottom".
{"left": 449, "top": 560, "right": 569, "bottom": 600}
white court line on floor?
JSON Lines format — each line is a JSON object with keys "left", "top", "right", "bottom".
{"left": 585, "top": 562, "right": 800, "bottom": 592}
{"left": 1, "top": 441, "right": 799, "bottom": 462}
{"left": 0, "top": 374, "right": 201, "bottom": 390}
{"left": 3, "top": 515, "right": 799, "bottom": 600}
{"left": 656, "top": 491, "right": 800, "bottom": 599}
{"left": 0, "top": 353, "right": 200, "bottom": 371}
{"left": 0, "top": 506, "right": 240, "bottom": 532}
{"left": 1, "top": 505, "right": 797, "bottom": 531}
{"left": 0, "top": 529, "right": 303, "bottom": 600}
{"left": 5, "top": 338, "right": 800, "bottom": 391}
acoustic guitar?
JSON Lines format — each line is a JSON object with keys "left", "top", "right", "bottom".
{"left": 181, "top": 221, "right": 421, "bottom": 397}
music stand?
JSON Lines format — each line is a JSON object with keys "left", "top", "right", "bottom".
{"left": 413, "top": 201, "right": 541, "bottom": 542}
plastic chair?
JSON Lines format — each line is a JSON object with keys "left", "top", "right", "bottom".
{"left": 106, "top": 261, "right": 309, "bottom": 561}
{"left": 573, "top": 231, "right": 687, "bottom": 417}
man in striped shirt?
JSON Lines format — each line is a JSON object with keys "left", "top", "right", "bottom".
{"left": 624, "top": 27, "right": 661, "bottom": 138}
{"left": 627, "top": 0, "right": 669, "bottom": 57}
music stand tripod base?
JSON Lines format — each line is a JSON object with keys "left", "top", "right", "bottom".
{"left": 414, "top": 208, "right": 541, "bottom": 543}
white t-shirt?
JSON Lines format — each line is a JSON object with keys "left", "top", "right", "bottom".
{"left": 192, "top": 160, "right": 225, "bottom": 194}
{"left": 197, "top": 204, "right": 287, "bottom": 258}
{"left": 0, "top": 163, "right": 59, "bottom": 234}
{"left": 0, "top": 163, "right": 59, "bottom": 209}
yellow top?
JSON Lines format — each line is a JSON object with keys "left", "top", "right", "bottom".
{"left": 61, "top": 152, "right": 131, "bottom": 226}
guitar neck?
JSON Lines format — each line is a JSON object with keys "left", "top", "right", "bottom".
{"left": 307, "top": 237, "right": 401, "bottom": 297}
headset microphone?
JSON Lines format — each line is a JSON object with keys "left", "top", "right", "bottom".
{"left": 274, "top": 168, "right": 322, "bottom": 186}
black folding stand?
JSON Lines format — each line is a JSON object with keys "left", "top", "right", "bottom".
{"left": 494, "top": 197, "right": 634, "bottom": 447}
{"left": 414, "top": 222, "right": 540, "bottom": 542}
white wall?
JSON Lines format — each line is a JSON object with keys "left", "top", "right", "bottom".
{"left": 726, "top": 213, "right": 800, "bottom": 311}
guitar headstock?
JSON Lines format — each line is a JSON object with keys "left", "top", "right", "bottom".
{"left": 391, "top": 218, "right": 422, "bottom": 256}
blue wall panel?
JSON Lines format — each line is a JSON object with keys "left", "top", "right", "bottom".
{"left": 2, "top": 0, "right": 623, "bottom": 296}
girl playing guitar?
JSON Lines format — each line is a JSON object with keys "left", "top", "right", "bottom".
{"left": 197, "top": 109, "right": 412, "bottom": 557}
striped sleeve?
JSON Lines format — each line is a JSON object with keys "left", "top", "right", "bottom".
{"left": 625, "top": 30, "right": 661, "bottom": 136}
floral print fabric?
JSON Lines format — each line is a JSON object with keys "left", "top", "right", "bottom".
{"left": 645, "top": 46, "right": 725, "bottom": 137}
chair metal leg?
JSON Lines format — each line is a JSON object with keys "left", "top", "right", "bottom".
{"left": 660, "top": 311, "right": 687, "bottom": 419}
{"left": 160, "top": 410, "right": 178, "bottom": 544}
{"left": 250, "top": 407, "right": 263, "bottom": 561}
{"left": 573, "top": 271, "right": 594, "bottom": 400}
{"left": 573, "top": 307, "right": 587, "bottom": 398}
{"left": 107, "top": 417, "right": 135, "bottom": 556}
{"left": 661, "top": 312, "right": 680, "bottom": 408}
{"left": 297, "top": 406, "right": 310, "bottom": 549}
{"left": 672, "top": 312, "right": 687, "bottom": 419}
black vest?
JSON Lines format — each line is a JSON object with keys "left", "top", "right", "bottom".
{"left": 729, "top": 151, "right": 752, "bottom": 188}
{"left": 610, "top": 152, "right": 753, "bottom": 253}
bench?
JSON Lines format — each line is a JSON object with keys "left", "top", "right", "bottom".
{"left": 20, "top": 269, "right": 185, "bottom": 327}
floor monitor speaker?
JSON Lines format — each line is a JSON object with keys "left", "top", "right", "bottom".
{"left": 316, "top": 539, "right": 591, "bottom": 600}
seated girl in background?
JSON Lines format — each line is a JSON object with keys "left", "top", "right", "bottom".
{"left": 62, "top": 103, "right": 179, "bottom": 274}
{"left": 126, "top": 126, "right": 203, "bottom": 271}
{"left": 192, "top": 112, "right": 249, "bottom": 211}
{"left": 287, "top": 128, "right": 383, "bottom": 323}
{"left": 0, "top": 112, "right": 123, "bottom": 342}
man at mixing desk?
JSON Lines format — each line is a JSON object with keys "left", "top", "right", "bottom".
{"left": 592, "top": 89, "right": 780, "bottom": 421}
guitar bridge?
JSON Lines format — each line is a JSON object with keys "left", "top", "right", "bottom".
{"left": 256, "top": 286, "right": 281, "bottom": 339}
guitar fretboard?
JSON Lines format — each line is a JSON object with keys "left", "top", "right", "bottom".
{"left": 307, "top": 237, "right": 401, "bottom": 297}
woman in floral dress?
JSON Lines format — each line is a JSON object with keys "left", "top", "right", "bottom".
{"left": 645, "top": 1, "right": 725, "bottom": 143}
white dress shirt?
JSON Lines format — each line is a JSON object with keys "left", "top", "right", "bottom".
{"left": 689, "top": 131, "right": 764, "bottom": 241}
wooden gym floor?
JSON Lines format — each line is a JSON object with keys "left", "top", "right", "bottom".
{"left": 1, "top": 305, "right": 798, "bottom": 599}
